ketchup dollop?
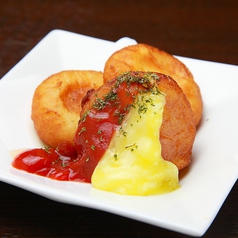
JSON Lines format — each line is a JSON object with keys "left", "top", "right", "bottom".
{"left": 12, "top": 72, "right": 158, "bottom": 183}
{"left": 12, "top": 142, "right": 85, "bottom": 181}
{"left": 73, "top": 81, "right": 138, "bottom": 182}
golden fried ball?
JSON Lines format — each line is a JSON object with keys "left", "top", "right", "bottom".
{"left": 31, "top": 70, "right": 103, "bottom": 148}
{"left": 103, "top": 43, "right": 202, "bottom": 126}
{"left": 79, "top": 71, "right": 196, "bottom": 170}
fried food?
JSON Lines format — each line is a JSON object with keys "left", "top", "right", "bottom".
{"left": 103, "top": 43, "right": 202, "bottom": 126}
{"left": 31, "top": 70, "right": 103, "bottom": 148}
{"left": 78, "top": 71, "right": 196, "bottom": 170}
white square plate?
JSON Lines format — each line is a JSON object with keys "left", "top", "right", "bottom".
{"left": 0, "top": 29, "right": 237, "bottom": 237}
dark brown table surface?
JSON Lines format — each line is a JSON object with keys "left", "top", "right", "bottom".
{"left": 0, "top": 1, "right": 237, "bottom": 237}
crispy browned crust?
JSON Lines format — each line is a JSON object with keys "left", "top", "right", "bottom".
{"left": 157, "top": 74, "right": 196, "bottom": 170}
{"left": 31, "top": 70, "right": 103, "bottom": 148}
{"left": 103, "top": 43, "right": 202, "bottom": 126}
{"left": 80, "top": 71, "right": 196, "bottom": 170}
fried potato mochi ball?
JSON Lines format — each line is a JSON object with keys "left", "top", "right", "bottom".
{"left": 31, "top": 70, "right": 103, "bottom": 148}
{"left": 103, "top": 43, "right": 202, "bottom": 126}
{"left": 79, "top": 71, "right": 196, "bottom": 170}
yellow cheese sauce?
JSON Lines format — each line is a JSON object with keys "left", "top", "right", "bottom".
{"left": 91, "top": 91, "right": 179, "bottom": 196}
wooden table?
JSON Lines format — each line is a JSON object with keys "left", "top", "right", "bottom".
{"left": 0, "top": 1, "right": 237, "bottom": 237}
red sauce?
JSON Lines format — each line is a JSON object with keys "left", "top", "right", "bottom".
{"left": 12, "top": 73, "right": 153, "bottom": 183}
{"left": 73, "top": 81, "right": 137, "bottom": 182}
{"left": 12, "top": 142, "right": 85, "bottom": 181}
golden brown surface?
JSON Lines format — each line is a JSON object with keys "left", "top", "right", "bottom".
{"left": 31, "top": 70, "right": 103, "bottom": 148}
{"left": 103, "top": 44, "right": 203, "bottom": 126}
{"left": 80, "top": 71, "right": 196, "bottom": 170}
{"left": 158, "top": 74, "right": 196, "bottom": 170}
{"left": 1, "top": 1, "right": 237, "bottom": 237}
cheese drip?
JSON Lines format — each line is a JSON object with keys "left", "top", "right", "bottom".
{"left": 91, "top": 92, "right": 179, "bottom": 196}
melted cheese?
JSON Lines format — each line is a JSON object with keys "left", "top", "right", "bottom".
{"left": 91, "top": 92, "right": 179, "bottom": 196}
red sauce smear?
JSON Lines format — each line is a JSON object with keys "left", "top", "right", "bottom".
{"left": 12, "top": 142, "right": 81, "bottom": 181}
{"left": 12, "top": 79, "right": 145, "bottom": 183}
